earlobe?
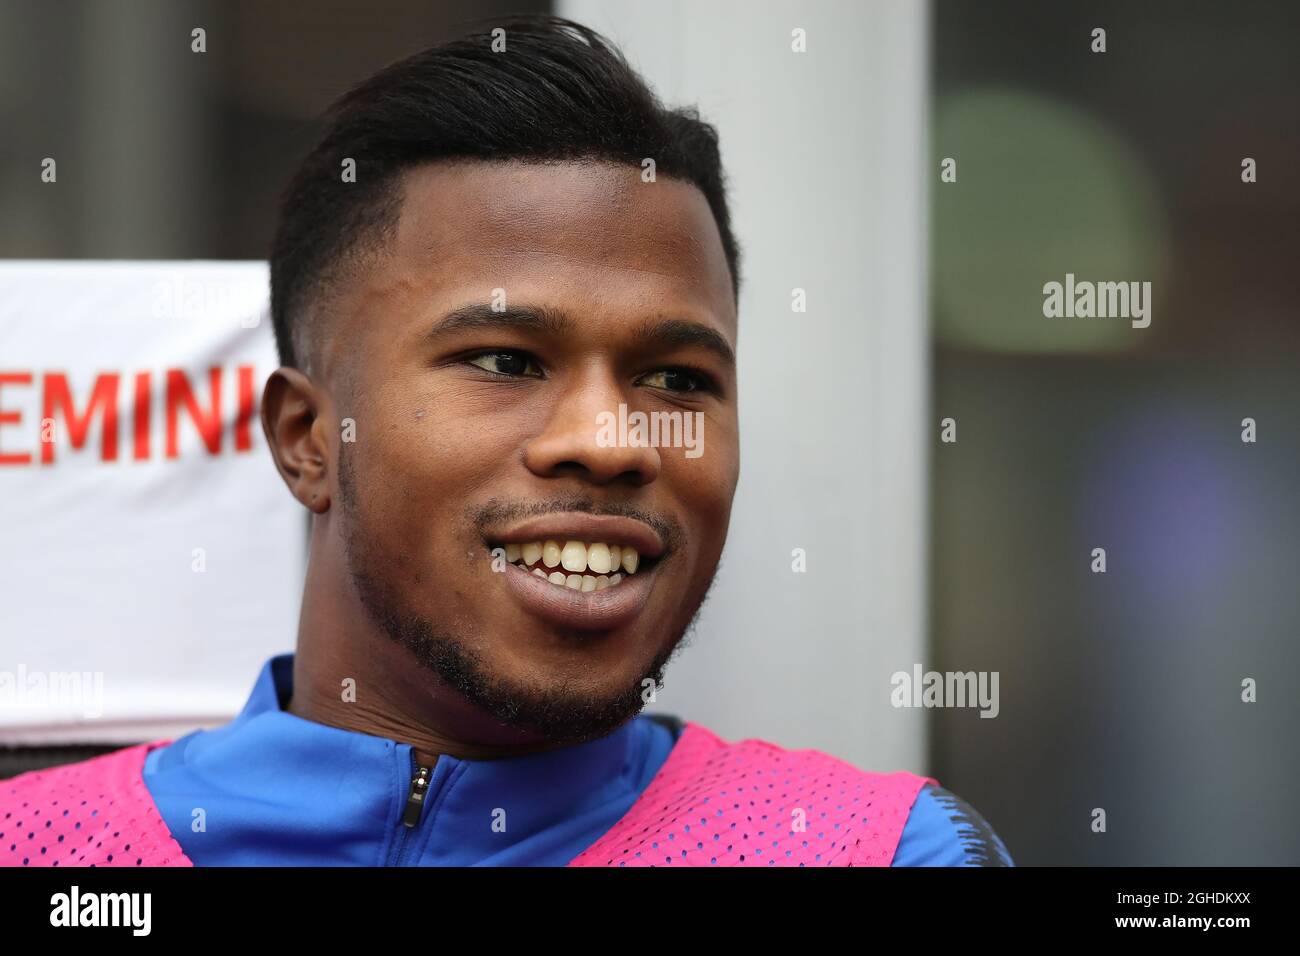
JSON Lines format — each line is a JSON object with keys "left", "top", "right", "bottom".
{"left": 260, "top": 367, "right": 332, "bottom": 513}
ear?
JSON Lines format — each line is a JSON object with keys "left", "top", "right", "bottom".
{"left": 260, "top": 367, "right": 332, "bottom": 514}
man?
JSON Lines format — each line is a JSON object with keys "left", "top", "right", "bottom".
{"left": 1, "top": 15, "right": 1011, "bottom": 867}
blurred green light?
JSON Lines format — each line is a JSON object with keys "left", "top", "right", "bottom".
{"left": 933, "top": 88, "right": 1169, "bottom": 353}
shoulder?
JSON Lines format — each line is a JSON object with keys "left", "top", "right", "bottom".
{"left": 675, "top": 721, "right": 935, "bottom": 864}
{"left": 892, "top": 783, "right": 1015, "bottom": 866}
{"left": 676, "top": 721, "right": 933, "bottom": 794}
{"left": 1, "top": 744, "right": 136, "bottom": 813}
{"left": 0, "top": 741, "right": 190, "bottom": 867}
{"left": 574, "top": 720, "right": 936, "bottom": 867}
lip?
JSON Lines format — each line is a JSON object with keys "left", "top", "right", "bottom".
{"left": 498, "top": 556, "right": 660, "bottom": 632}
{"left": 487, "top": 513, "right": 665, "bottom": 559}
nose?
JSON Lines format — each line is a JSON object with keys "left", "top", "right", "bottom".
{"left": 522, "top": 367, "right": 661, "bottom": 487}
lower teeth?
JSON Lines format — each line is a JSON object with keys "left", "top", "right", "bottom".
{"left": 519, "top": 562, "right": 624, "bottom": 591}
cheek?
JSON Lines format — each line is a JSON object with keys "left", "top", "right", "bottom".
{"left": 377, "top": 386, "right": 511, "bottom": 471}
{"left": 352, "top": 405, "right": 527, "bottom": 546}
{"left": 665, "top": 451, "right": 737, "bottom": 556}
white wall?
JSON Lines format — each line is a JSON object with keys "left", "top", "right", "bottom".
{"left": 561, "top": 0, "right": 931, "bottom": 772}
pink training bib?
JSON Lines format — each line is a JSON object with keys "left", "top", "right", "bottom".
{"left": 0, "top": 741, "right": 189, "bottom": 867}
{"left": 568, "top": 721, "right": 935, "bottom": 866}
{"left": 1, "top": 722, "right": 934, "bottom": 867}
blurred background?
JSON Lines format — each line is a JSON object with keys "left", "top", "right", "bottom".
{"left": 1, "top": 0, "right": 1296, "bottom": 865}
{"left": 929, "top": 0, "right": 1300, "bottom": 866}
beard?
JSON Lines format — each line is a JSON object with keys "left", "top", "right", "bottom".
{"left": 336, "top": 444, "right": 707, "bottom": 745}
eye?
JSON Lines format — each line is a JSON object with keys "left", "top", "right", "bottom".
{"left": 637, "top": 367, "right": 712, "bottom": 394}
{"left": 465, "top": 350, "right": 543, "bottom": 378}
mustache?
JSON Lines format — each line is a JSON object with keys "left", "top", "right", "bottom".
{"left": 469, "top": 495, "right": 684, "bottom": 553}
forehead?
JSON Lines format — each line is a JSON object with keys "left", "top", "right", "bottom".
{"left": 328, "top": 161, "right": 735, "bottom": 365}
{"left": 409, "top": 159, "right": 729, "bottom": 292}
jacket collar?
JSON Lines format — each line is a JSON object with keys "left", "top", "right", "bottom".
{"left": 156, "top": 653, "right": 664, "bottom": 865}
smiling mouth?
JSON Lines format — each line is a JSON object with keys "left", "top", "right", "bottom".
{"left": 491, "top": 539, "right": 660, "bottom": 592}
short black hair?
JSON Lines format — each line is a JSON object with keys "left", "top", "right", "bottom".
{"left": 269, "top": 14, "right": 740, "bottom": 371}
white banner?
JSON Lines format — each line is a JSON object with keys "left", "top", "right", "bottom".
{"left": 0, "top": 262, "right": 305, "bottom": 744}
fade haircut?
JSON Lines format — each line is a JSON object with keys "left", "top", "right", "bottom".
{"left": 269, "top": 14, "right": 740, "bottom": 373}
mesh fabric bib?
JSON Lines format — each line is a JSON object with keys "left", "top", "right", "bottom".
{"left": 1, "top": 722, "right": 933, "bottom": 867}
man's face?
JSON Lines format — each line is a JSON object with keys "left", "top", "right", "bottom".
{"left": 319, "top": 160, "right": 739, "bottom": 743}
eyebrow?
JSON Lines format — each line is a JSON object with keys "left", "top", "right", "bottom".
{"left": 426, "top": 303, "right": 572, "bottom": 339}
{"left": 629, "top": 317, "right": 736, "bottom": 369}
{"left": 427, "top": 304, "right": 736, "bottom": 369}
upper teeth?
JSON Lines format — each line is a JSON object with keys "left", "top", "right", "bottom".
{"left": 502, "top": 539, "right": 643, "bottom": 588}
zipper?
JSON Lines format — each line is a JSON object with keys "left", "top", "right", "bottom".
{"left": 389, "top": 747, "right": 434, "bottom": 865}
{"left": 402, "top": 758, "right": 433, "bottom": 827}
